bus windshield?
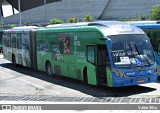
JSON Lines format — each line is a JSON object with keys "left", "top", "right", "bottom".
{"left": 109, "top": 34, "right": 155, "bottom": 67}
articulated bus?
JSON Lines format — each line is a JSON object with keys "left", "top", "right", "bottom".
{"left": 0, "top": 30, "right": 3, "bottom": 53}
{"left": 3, "top": 21, "right": 158, "bottom": 87}
{"left": 129, "top": 22, "right": 160, "bottom": 75}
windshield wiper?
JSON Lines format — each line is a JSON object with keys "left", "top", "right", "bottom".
{"left": 134, "top": 44, "right": 151, "bottom": 66}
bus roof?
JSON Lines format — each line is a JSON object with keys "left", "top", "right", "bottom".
{"left": 47, "top": 22, "right": 88, "bottom": 28}
{"left": 12, "top": 26, "right": 41, "bottom": 30}
{"left": 127, "top": 20, "right": 157, "bottom": 24}
{"left": 129, "top": 23, "right": 160, "bottom": 29}
{"left": 46, "top": 21, "right": 128, "bottom": 28}
{"left": 4, "top": 21, "right": 145, "bottom": 36}
{"left": 45, "top": 21, "right": 145, "bottom": 36}
{"left": 4, "top": 26, "right": 42, "bottom": 33}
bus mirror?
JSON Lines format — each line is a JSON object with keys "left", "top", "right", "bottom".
{"left": 100, "top": 37, "right": 106, "bottom": 40}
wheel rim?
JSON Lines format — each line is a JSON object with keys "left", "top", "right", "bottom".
{"left": 47, "top": 63, "right": 52, "bottom": 76}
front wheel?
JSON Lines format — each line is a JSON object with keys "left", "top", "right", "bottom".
{"left": 83, "top": 67, "right": 88, "bottom": 85}
{"left": 46, "top": 62, "right": 52, "bottom": 76}
{"left": 12, "top": 55, "right": 16, "bottom": 66}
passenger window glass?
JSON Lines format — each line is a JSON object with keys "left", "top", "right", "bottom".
{"left": 17, "top": 33, "right": 22, "bottom": 49}
{"left": 87, "top": 46, "right": 95, "bottom": 64}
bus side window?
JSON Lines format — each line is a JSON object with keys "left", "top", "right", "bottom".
{"left": 87, "top": 46, "right": 95, "bottom": 64}
{"left": 17, "top": 33, "right": 22, "bottom": 49}
{"left": 7, "top": 33, "right": 11, "bottom": 47}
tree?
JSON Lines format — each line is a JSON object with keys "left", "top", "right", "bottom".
{"left": 24, "top": 22, "right": 32, "bottom": 26}
{"left": 149, "top": 5, "right": 160, "bottom": 20}
{"left": 82, "top": 15, "right": 94, "bottom": 22}
{"left": 10, "top": 24, "right": 16, "bottom": 28}
{"left": 67, "top": 17, "right": 79, "bottom": 23}
{"left": 119, "top": 15, "right": 149, "bottom": 21}
{"left": 49, "top": 18, "right": 63, "bottom": 24}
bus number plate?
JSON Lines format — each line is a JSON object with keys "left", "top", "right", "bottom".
{"left": 138, "top": 80, "right": 144, "bottom": 83}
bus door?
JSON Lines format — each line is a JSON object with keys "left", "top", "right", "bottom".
{"left": 87, "top": 45, "right": 97, "bottom": 85}
{"left": 96, "top": 44, "right": 108, "bottom": 84}
{"left": 87, "top": 44, "right": 108, "bottom": 85}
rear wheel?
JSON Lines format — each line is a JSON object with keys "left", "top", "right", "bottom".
{"left": 83, "top": 67, "right": 88, "bottom": 85}
{"left": 46, "top": 62, "right": 52, "bottom": 76}
{"left": 12, "top": 55, "right": 16, "bottom": 66}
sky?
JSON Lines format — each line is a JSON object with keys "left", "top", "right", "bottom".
{"left": 2, "top": 5, "right": 19, "bottom": 17}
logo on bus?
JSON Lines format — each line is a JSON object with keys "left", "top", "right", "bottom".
{"left": 135, "top": 59, "right": 142, "bottom": 65}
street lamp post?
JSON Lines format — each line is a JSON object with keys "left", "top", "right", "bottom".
{"left": 18, "top": 0, "right": 21, "bottom": 26}
{"left": 44, "top": 0, "right": 46, "bottom": 25}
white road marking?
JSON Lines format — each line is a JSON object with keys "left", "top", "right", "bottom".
{"left": 0, "top": 70, "right": 60, "bottom": 95}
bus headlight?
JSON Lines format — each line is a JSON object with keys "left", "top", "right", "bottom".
{"left": 117, "top": 73, "right": 120, "bottom": 76}
{"left": 117, "top": 73, "right": 125, "bottom": 77}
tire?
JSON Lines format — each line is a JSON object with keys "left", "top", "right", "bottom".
{"left": 83, "top": 67, "right": 88, "bottom": 85}
{"left": 12, "top": 55, "right": 16, "bottom": 66}
{"left": 46, "top": 62, "right": 52, "bottom": 76}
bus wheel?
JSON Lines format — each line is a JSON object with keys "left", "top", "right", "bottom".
{"left": 83, "top": 67, "right": 88, "bottom": 85}
{"left": 46, "top": 62, "right": 52, "bottom": 76}
{"left": 12, "top": 55, "right": 16, "bottom": 66}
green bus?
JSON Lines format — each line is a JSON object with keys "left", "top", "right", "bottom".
{"left": 3, "top": 21, "right": 158, "bottom": 87}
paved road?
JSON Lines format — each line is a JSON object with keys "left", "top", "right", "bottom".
{"left": 0, "top": 57, "right": 160, "bottom": 99}
{"left": 0, "top": 54, "right": 159, "bottom": 113}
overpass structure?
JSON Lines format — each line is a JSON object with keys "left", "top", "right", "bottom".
{"left": 0, "top": 0, "right": 160, "bottom": 25}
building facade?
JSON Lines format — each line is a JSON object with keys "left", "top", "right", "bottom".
{"left": 1, "top": 0, "right": 160, "bottom": 25}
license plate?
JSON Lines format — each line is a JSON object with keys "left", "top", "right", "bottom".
{"left": 138, "top": 80, "right": 144, "bottom": 83}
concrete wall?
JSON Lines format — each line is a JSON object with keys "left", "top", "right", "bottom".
{"left": 3, "top": 0, "right": 109, "bottom": 24}
{"left": 3, "top": 0, "right": 160, "bottom": 25}
{"left": 100, "top": 0, "right": 160, "bottom": 19}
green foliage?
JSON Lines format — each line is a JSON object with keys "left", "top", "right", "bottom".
{"left": 24, "top": 22, "right": 32, "bottom": 26}
{"left": 149, "top": 5, "right": 160, "bottom": 20}
{"left": 49, "top": 18, "right": 64, "bottom": 24}
{"left": 119, "top": 15, "right": 149, "bottom": 21}
{"left": 10, "top": 24, "right": 16, "bottom": 28}
{"left": 67, "top": 17, "right": 79, "bottom": 23}
{"left": 82, "top": 15, "right": 94, "bottom": 22}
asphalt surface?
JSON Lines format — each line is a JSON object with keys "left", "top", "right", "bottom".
{"left": 0, "top": 54, "right": 160, "bottom": 102}
{"left": 0, "top": 52, "right": 159, "bottom": 111}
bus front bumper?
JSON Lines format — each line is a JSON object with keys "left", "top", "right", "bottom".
{"left": 111, "top": 73, "right": 158, "bottom": 87}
